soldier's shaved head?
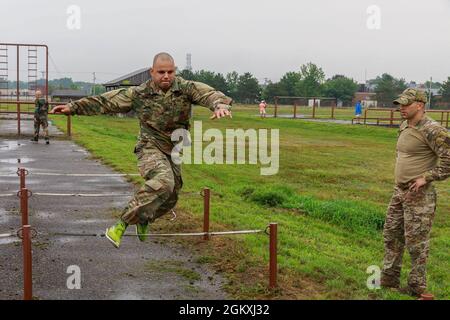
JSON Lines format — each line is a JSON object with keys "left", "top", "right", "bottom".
{"left": 35, "top": 90, "right": 42, "bottom": 98}
{"left": 150, "top": 52, "right": 176, "bottom": 92}
{"left": 152, "top": 52, "right": 174, "bottom": 67}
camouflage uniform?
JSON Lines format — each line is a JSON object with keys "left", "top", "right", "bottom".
{"left": 67, "top": 76, "right": 232, "bottom": 225}
{"left": 381, "top": 89, "right": 450, "bottom": 294}
{"left": 33, "top": 98, "right": 49, "bottom": 141}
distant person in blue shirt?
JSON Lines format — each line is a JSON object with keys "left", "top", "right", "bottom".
{"left": 355, "top": 100, "right": 362, "bottom": 124}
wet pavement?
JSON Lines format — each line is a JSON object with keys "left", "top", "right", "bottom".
{"left": 0, "top": 119, "right": 227, "bottom": 300}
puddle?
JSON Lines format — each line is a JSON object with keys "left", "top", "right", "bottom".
{"left": 0, "top": 157, "right": 34, "bottom": 164}
{"left": 0, "top": 142, "right": 23, "bottom": 151}
{"left": 0, "top": 238, "right": 20, "bottom": 245}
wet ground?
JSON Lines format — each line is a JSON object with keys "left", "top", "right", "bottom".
{"left": 0, "top": 118, "right": 227, "bottom": 300}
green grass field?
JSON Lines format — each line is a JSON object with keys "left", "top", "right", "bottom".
{"left": 50, "top": 105, "right": 449, "bottom": 300}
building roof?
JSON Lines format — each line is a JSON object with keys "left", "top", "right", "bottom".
{"left": 51, "top": 89, "right": 88, "bottom": 97}
{"left": 103, "top": 67, "right": 150, "bottom": 86}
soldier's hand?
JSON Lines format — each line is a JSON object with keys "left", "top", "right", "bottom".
{"left": 210, "top": 104, "right": 232, "bottom": 120}
{"left": 409, "top": 177, "right": 427, "bottom": 192}
{"left": 50, "top": 105, "right": 71, "bottom": 115}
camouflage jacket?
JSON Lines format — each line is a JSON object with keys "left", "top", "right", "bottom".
{"left": 67, "top": 77, "right": 233, "bottom": 154}
{"left": 34, "top": 98, "right": 48, "bottom": 116}
{"left": 398, "top": 116, "right": 450, "bottom": 183}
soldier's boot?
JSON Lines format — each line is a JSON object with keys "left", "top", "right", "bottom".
{"left": 380, "top": 274, "right": 400, "bottom": 289}
{"left": 397, "top": 286, "right": 423, "bottom": 298}
{"left": 45, "top": 137, "right": 50, "bottom": 145}
{"left": 105, "top": 220, "right": 128, "bottom": 248}
{"left": 136, "top": 222, "right": 149, "bottom": 242}
{"left": 31, "top": 136, "right": 38, "bottom": 142}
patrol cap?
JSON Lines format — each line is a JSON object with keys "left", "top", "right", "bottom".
{"left": 393, "top": 88, "right": 428, "bottom": 106}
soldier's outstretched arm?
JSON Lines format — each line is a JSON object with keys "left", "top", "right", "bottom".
{"left": 185, "top": 80, "right": 233, "bottom": 120}
{"left": 50, "top": 87, "right": 135, "bottom": 116}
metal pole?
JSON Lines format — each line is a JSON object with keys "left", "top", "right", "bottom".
{"left": 22, "top": 225, "right": 33, "bottom": 300}
{"left": 203, "top": 188, "right": 210, "bottom": 241}
{"left": 20, "top": 188, "right": 29, "bottom": 226}
{"left": 269, "top": 223, "right": 278, "bottom": 289}
{"left": 390, "top": 110, "right": 394, "bottom": 127}
{"left": 364, "top": 108, "right": 367, "bottom": 125}
{"left": 19, "top": 168, "right": 26, "bottom": 189}
{"left": 17, "top": 45, "right": 20, "bottom": 136}
{"left": 331, "top": 103, "right": 335, "bottom": 119}
{"left": 45, "top": 46, "right": 48, "bottom": 100}
{"left": 440, "top": 111, "right": 444, "bottom": 126}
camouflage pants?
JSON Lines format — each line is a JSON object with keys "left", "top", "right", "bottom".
{"left": 381, "top": 183, "right": 436, "bottom": 293}
{"left": 120, "top": 142, "right": 182, "bottom": 225}
{"left": 34, "top": 114, "right": 49, "bottom": 139}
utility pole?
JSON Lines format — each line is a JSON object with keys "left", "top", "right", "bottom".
{"left": 92, "top": 72, "right": 96, "bottom": 95}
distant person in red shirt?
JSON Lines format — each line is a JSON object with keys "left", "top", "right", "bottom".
{"left": 259, "top": 100, "right": 267, "bottom": 118}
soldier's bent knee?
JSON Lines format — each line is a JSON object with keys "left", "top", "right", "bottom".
{"left": 145, "top": 177, "right": 175, "bottom": 195}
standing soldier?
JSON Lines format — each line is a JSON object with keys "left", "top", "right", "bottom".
{"left": 32, "top": 90, "right": 50, "bottom": 144}
{"left": 50, "top": 52, "right": 233, "bottom": 248}
{"left": 381, "top": 88, "right": 450, "bottom": 297}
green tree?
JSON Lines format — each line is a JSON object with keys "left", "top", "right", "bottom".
{"left": 295, "top": 62, "right": 325, "bottom": 97}
{"left": 226, "top": 71, "right": 239, "bottom": 100}
{"left": 440, "top": 77, "right": 450, "bottom": 102}
{"left": 323, "top": 75, "right": 359, "bottom": 105}
{"left": 263, "top": 81, "right": 288, "bottom": 102}
{"left": 178, "top": 68, "right": 195, "bottom": 80}
{"left": 236, "top": 72, "right": 261, "bottom": 103}
{"left": 279, "top": 72, "right": 301, "bottom": 96}
{"left": 373, "top": 73, "right": 407, "bottom": 107}
{"left": 193, "top": 70, "right": 229, "bottom": 95}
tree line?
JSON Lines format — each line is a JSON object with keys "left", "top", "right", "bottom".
{"left": 4, "top": 65, "right": 450, "bottom": 107}
{"left": 178, "top": 63, "right": 450, "bottom": 108}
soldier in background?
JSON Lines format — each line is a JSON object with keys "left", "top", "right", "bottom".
{"left": 50, "top": 52, "right": 233, "bottom": 248}
{"left": 381, "top": 88, "right": 450, "bottom": 297}
{"left": 32, "top": 90, "right": 50, "bottom": 144}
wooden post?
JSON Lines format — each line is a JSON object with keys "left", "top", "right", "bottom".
{"left": 293, "top": 102, "right": 297, "bottom": 119}
{"left": 67, "top": 114, "right": 72, "bottom": 137}
{"left": 274, "top": 97, "right": 278, "bottom": 118}
{"left": 269, "top": 223, "right": 278, "bottom": 289}
{"left": 203, "top": 188, "right": 210, "bottom": 241}
{"left": 446, "top": 112, "right": 449, "bottom": 129}
{"left": 312, "top": 99, "right": 316, "bottom": 119}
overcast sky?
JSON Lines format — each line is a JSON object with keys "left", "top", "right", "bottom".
{"left": 2, "top": 0, "right": 450, "bottom": 84}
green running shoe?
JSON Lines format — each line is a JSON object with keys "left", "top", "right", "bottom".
{"left": 105, "top": 220, "right": 128, "bottom": 248}
{"left": 136, "top": 222, "right": 149, "bottom": 242}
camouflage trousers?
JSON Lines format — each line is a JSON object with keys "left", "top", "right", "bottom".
{"left": 381, "top": 183, "right": 436, "bottom": 293}
{"left": 120, "top": 142, "right": 182, "bottom": 225}
{"left": 34, "top": 114, "right": 49, "bottom": 139}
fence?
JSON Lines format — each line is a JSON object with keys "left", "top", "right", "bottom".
{"left": 0, "top": 168, "right": 279, "bottom": 299}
